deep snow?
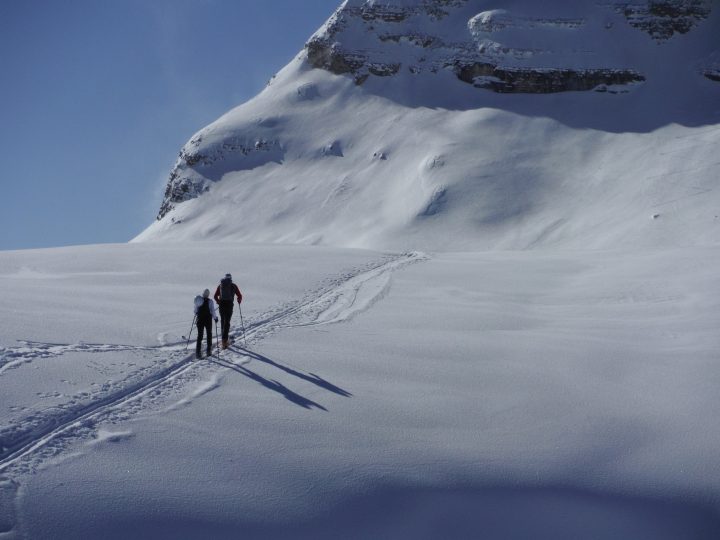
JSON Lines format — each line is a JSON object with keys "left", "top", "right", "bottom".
{"left": 2, "top": 243, "right": 720, "bottom": 538}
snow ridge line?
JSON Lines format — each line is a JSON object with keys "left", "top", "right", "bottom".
{"left": 0, "top": 251, "right": 426, "bottom": 473}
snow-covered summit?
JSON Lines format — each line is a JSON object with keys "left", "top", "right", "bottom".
{"left": 136, "top": 0, "right": 719, "bottom": 251}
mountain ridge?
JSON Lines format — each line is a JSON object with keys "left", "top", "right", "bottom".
{"left": 136, "top": 0, "right": 719, "bottom": 251}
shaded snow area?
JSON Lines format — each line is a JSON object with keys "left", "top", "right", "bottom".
{"left": 1, "top": 243, "right": 720, "bottom": 538}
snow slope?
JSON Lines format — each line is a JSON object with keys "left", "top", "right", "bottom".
{"left": 135, "top": 0, "right": 720, "bottom": 251}
{"left": 2, "top": 243, "right": 720, "bottom": 538}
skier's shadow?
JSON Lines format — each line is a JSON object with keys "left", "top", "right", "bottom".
{"left": 211, "top": 357, "right": 327, "bottom": 411}
{"left": 230, "top": 346, "right": 353, "bottom": 398}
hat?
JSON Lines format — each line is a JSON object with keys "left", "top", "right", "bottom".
{"left": 225, "top": 273, "right": 232, "bottom": 279}
{"left": 203, "top": 289, "right": 210, "bottom": 298}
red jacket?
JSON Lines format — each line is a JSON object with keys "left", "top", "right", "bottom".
{"left": 214, "top": 283, "right": 242, "bottom": 304}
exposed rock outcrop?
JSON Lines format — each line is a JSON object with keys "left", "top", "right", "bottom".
{"left": 305, "top": 41, "right": 367, "bottom": 78}
{"left": 157, "top": 172, "right": 209, "bottom": 221}
{"left": 612, "top": 0, "right": 712, "bottom": 40}
{"left": 305, "top": 0, "right": 715, "bottom": 92}
{"left": 704, "top": 69, "right": 720, "bottom": 82}
{"left": 456, "top": 63, "right": 645, "bottom": 93}
{"left": 305, "top": 0, "right": 650, "bottom": 93}
{"left": 157, "top": 135, "right": 283, "bottom": 220}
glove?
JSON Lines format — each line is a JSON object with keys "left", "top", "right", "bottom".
{"left": 214, "top": 318, "right": 218, "bottom": 323}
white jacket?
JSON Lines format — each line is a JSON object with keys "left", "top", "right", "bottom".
{"left": 194, "top": 296, "right": 218, "bottom": 320}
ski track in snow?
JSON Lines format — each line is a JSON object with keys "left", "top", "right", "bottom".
{"left": 0, "top": 342, "right": 154, "bottom": 375}
{"left": 0, "top": 252, "right": 426, "bottom": 477}
{"left": 233, "top": 251, "right": 425, "bottom": 344}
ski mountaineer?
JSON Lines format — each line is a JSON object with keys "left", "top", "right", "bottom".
{"left": 214, "top": 273, "right": 243, "bottom": 349}
{"left": 194, "top": 289, "right": 218, "bottom": 359}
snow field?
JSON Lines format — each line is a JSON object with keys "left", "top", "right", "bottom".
{"left": 1, "top": 243, "right": 719, "bottom": 538}
{"left": 0, "top": 245, "right": 378, "bottom": 472}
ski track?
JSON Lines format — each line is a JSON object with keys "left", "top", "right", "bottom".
{"left": 0, "top": 342, "right": 154, "bottom": 375}
{"left": 0, "top": 252, "right": 426, "bottom": 477}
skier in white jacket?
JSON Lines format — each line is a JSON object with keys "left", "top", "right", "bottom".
{"left": 194, "top": 289, "right": 218, "bottom": 359}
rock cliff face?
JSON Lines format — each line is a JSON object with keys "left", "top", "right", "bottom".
{"left": 305, "top": 0, "right": 712, "bottom": 93}
{"left": 455, "top": 63, "right": 644, "bottom": 94}
{"left": 158, "top": 170, "right": 208, "bottom": 221}
{"left": 158, "top": 133, "right": 283, "bottom": 219}
{"left": 615, "top": 0, "right": 711, "bottom": 40}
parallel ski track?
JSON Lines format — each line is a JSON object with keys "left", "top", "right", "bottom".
{"left": 0, "top": 252, "right": 425, "bottom": 473}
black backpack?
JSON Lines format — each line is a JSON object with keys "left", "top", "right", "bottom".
{"left": 219, "top": 277, "right": 234, "bottom": 302}
{"left": 196, "top": 297, "right": 211, "bottom": 322}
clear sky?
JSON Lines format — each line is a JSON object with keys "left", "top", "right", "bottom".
{"left": 0, "top": 0, "right": 341, "bottom": 251}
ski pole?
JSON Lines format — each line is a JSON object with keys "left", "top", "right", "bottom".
{"left": 185, "top": 315, "right": 197, "bottom": 350}
{"left": 239, "top": 302, "right": 247, "bottom": 348}
{"left": 215, "top": 319, "right": 220, "bottom": 358}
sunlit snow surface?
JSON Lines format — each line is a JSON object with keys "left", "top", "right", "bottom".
{"left": 136, "top": 0, "right": 720, "bottom": 252}
{"left": 1, "top": 243, "right": 720, "bottom": 538}
{"left": 4, "top": 0, "right": 720, "bottom": 537}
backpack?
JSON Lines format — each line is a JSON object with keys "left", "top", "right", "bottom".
{"left": 219, "top": 277, "right": 234, "bottom": 302}
{"left": 195, "top": 296, "right": 211, "bottom": 322}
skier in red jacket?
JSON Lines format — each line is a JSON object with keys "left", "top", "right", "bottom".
{"left": 214, "top": 273, "right": 243, "bottom": 349}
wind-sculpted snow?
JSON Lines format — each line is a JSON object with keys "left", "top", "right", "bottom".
{"left": 143, "top": 0, "right": 720, "bottom": 251}
{"left": 0, "top": 252, "right": 423, "bottom": 476}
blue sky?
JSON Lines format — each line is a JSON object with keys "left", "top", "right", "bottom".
{"left": 0, "top": 0, "right": 340, "bottom": 250}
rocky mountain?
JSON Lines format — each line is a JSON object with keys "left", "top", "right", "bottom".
{"left": 136, "top": 0, "right": 719, "bottom": 251}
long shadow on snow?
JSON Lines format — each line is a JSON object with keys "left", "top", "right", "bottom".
{"left": 211, "top": 357, "right": 327, "bottom": 411}
{"left": 89, "top": 483, "right": 720, "bottom": 540}
{"left": 238, "top": 484, "right": 720, "bottom": 540}
{"left": 230, "top": 345, "right": 352, "bottom": 398}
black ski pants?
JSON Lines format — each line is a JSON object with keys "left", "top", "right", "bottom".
{"left": 196, "top": 318, "right": 212, "bottom": 357}
{"left": 219, "top": 301, "right": 233, "bottom": 342}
